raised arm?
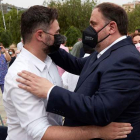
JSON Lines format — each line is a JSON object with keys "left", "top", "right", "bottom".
{"left": 49, "top": 48, "right": 89, "bottom": 75}
{"left": 0, "top": 45, "right": 11, "bottom": 62}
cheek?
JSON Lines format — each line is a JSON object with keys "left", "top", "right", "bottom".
{"left": 98, "top": 31, "right": 104, "bottom": 41}
{"left": 46, "top": 36, "right": 54, "bottom": 46}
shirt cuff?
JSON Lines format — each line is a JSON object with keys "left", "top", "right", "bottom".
{"left": 47, "top": 85, "right": 56, "bottom": 101}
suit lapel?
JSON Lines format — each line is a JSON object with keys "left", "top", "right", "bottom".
{"left": 75, "top": 37, "right": 133, "bottom": 92}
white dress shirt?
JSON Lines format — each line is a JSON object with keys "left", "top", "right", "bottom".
{"left": 97, "top": 36, "right": 127, "bottom": 58}
{"left": 61, "top": 54, "right": 90, "bottom": 91}
{"left": 3, "top": 48, "right": 62, "bottom": 140}
{"left": 17, "top": 42, "right": 23, "bottom": 51}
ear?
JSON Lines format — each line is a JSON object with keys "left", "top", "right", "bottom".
{"left": 108, "top": 21, "right": 117, "bottom": 35}
{"left": 35, "top": 30, "right": 44, "bottom": 41}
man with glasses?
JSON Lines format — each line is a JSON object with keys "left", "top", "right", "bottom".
{"left": 3, "top": 5, "right": 132, "bottom": 140}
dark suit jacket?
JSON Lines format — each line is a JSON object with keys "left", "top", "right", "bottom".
{"left": 48, "top": 37, "right": 140, "bottom": 139}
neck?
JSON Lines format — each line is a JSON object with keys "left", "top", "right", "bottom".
{"left": 96, "top": 34, "right": 123, "bottom": 53}
{"left": 11, "top": 54, "right": 15, "bottom": 57}
{"left": 24, "top": 43, "right": 47, "bottom": 62}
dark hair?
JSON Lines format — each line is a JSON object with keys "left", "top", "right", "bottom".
{"left": 131, "top": 33, "right": 140, "bottom": 39}
{"left": 96, "top": 2, "right": 128, "bottom": 35}
{"left": 0, "top": 43, "right": 3, "bottom": 46}
{"left": 135, "top": 29, "right": 140, "bottom": 33}
{"left": 21, "top": 5, "right": 58, "bottom": 44}
{"left": 8, "top": 49, "right": 15, "bottom": 54}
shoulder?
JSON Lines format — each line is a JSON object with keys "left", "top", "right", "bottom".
{"left": 6, "top": 57, "right": 29, "bottom": 79}
{"left": 74, "top": 41, "right": 83, "bottom": 47}
{"left": 99, "top": 44, "right": 140, "bottom": 73}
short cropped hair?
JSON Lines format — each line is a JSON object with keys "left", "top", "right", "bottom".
{"left": 96, "top": 2, "right": 128, "bottom": 35}
{"left": 131, "top": 33, "right": 140, "bottom": 39}
{"left": 21, "top": 5, "right": 58, "bottom": 44}
{"left": 135, "top": 29, "right": 140, "bottom": 33}
{"left": 8, "top": 49, "right": 15, "bottom": 54}
{"left": 0, "top": 43, "right": 3, "bottom": 46}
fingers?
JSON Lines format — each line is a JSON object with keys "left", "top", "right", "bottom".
{"left": 18, "top": 84, "right": 32, "bottom": 92}
{"left": 113, "top": 122, "right": 131, "bottom": 127}
{"left": 115, "top": 135, "right": 127, "bottom": 139}
{"left": 17, "top": 72, "right": 34, "bottom": 82}
{"left": 118, "top": 130, "right": 131, "bottom": 136}
{"left": 114, "top": 123, "right": 133, "bottom": 139}
{"left": 119, "top": 126, "right": 133, "bottom": 131}
{"left": 16, "top": 77, "right": 32, "bottom": 86}
{"left": 22, "top": 70, "right": 37, "bottom": 78}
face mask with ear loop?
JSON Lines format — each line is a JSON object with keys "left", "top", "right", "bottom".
{"left": 82, "top": 22, "right": 111, "bottom": 49}
{"left": 42, "top": 31, "right": 64, "bottom": 54}
{"left": 9, "top": 52, "right": 13, "bottom": 55}
{"left": 135, "top": 43, "right": 140, "bottom": 52}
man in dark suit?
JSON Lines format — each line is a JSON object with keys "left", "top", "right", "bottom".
{"left": 17, "top": 2, "right": 140, "bottom": 139}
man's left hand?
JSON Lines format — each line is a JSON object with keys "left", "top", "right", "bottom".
{"left": 16, "top": 70, "right": 54, "bottom": 98}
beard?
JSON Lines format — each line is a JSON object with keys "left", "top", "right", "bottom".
{"left": 43, "top": 44, "right": 60, "bottom": 54}
{"left": 42, "top": 34, "right": 62, "bottom": 54}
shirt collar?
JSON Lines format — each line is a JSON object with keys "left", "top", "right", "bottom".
{"left": 97, "top": 36, "right": 127, "bottom": 59}
{"left": 20, "top": 48, "right": 52, "bottom": 72}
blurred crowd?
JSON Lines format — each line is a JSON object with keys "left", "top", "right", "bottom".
{"left": 0, "top": 40, "right": 23, "bottom": 93}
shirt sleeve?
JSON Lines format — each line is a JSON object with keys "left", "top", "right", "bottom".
{"left": 46, "top": 85, "right": 56, "bottom": 102}
{"left": 10, "top": 75, "right": 51, "bottom": 140}
{"left": 61, "top": 72, "right": 68, "bottom": 89}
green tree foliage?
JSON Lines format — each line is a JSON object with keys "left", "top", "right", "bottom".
{"left": 127, "top": 5, "right": 140, "bottom": 33}
{"left": 65, "top": 26, "right": 81, "bottom": 46}
{"left": 46, "top": 0, "right": 96, "bottom": 34}
{"left": 0, "top": 8, "right": 24, "bottom": 47}
{"left": 5, "top": 8, "right": 24, "bottom": 44}
{"left": 0, "top": 12, "right": 4, "bottom": 29}
{"left": 0, "top": 30, "right": 12, "bottom": 48}
{"left": 0, "top": 0, "right": 96, "bottom": 47}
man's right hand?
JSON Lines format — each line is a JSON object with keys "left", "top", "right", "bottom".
{"left": 96, "top": 122, "right": 133, "bottom": 140}
{"left": 16, "top": 70, "right": 54, "bottom": 98}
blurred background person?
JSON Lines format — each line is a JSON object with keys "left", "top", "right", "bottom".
{"left": 135, "top": 29, "right": 140, "bottom": 34}
{"left": 62, "top": 45, "right": 94, "bottom": 91}
{"left": 9, "top": 44, "right": 17, "bottom": 52}
{"left": 17, "top": 37, "right": 23, "bottom": 51}
{"left": 70, "top": 39, "right": 83, "bottom": 58}
{"left": 15, "top": 50, "right": 21, "bottom": 57}
{"left": 57, "top": 35, "right": 69, "bottom": 76}
{"left": 0, "top": 43, "right": 11, "bottom": 93}
{"left": 8, "top": 49, "right": 16, "bottom": 67}
{"left": 131, "top": 33, "right": 140, "bottom": 52}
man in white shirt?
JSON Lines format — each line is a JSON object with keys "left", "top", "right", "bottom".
{"left": 3, "top": 5, "right": 132, "bottom": 140}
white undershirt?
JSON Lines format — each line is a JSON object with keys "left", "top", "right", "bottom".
{"left": 97, "top": 36, "right": 127, "bottom": 58}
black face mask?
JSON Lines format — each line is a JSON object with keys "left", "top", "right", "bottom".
{"left": 82, "top": 23, "right": 110, "bottom": 48}
{"left": 42, "top": 31, "right": 64, "bottom": 54}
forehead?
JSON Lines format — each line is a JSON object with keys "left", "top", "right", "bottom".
{"left": 49, "top": 20, "right": 59, "bottom": 32}
{"left": 133, "top": 35, "right": 140, "bottom": 41}
{"left": 90, "top": 8, "right": 104, "bottom": 23}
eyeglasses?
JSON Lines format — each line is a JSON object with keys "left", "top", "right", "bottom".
{"left": 43, "top": 31, "right": 54, "bottom": 36}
